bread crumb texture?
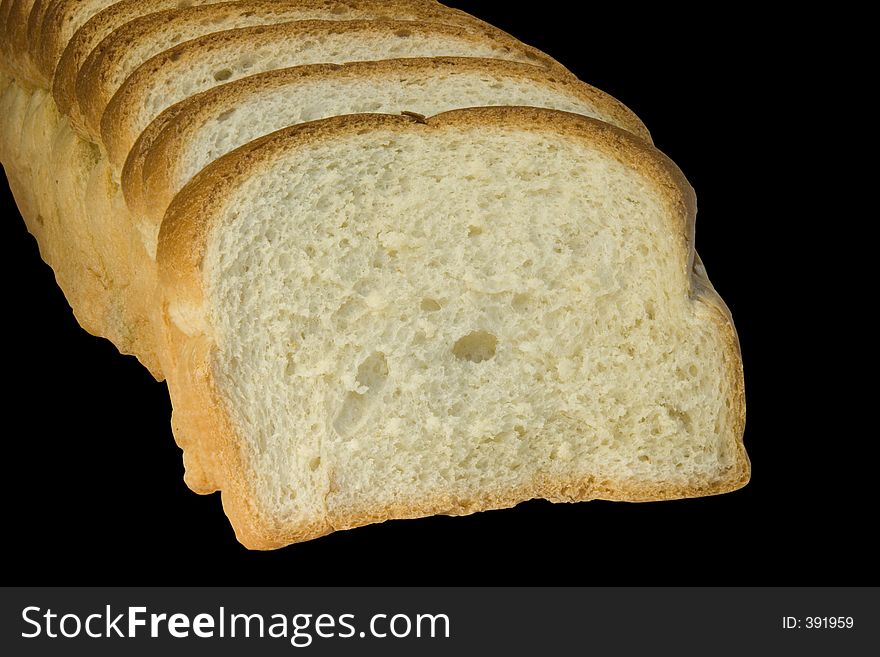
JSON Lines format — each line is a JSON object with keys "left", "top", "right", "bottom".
{"left": 199, "top": 122, "right": 743, "bottom": 534}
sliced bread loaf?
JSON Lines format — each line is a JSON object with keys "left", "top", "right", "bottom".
{"left": 157, "top": 107, "right": 748, "bottom": 548}
{"left": 99, "top": 19, "right": 561, "bottom": 168}
{"left": 129, "top": 57, "right": 649, "bottom": 245}
{"left": 3, "top": 53, "right": 650, "bottom": 388}
{"left": 73, "top": 0, "right": 535, "bottom": 140}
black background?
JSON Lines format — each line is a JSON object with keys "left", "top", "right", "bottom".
{"left": 1, "top": 2, "right": 868, "bottom": 583}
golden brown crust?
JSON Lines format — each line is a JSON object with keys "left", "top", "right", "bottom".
{"left": 130, "top": 56, "right": 649, "bottom": 222}
{"left": 22, "top": 0, "right": 51, "bottom": 83}
{"left": 158, "top": 107, "right": 749, "bottom": 549}
{"left": 2, "top": 0, "right": 35, "bottom": 80}
{"left": 0, "top": 1, "right": 13, "bottom": 55}
{"left": 1, "top": 76, "right": 166, "bottom": 377}
{"left": 257, "top": 472, "right": 746, "bottom": 550}
{"left": 35, "top": 0, "right": 116, "bottom": 82}
{"left": 100, "top": 18, "right": 566, "bottom": 167}
{"left": 24, "top": 0, "right": 48, "bottom": 55}
{"left": 120, "top": 101, "right": 191, "bottom": 212}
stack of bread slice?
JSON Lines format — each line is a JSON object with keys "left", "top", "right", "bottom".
{"left": 1, "top": 0, "right": 749, "bottom": 549}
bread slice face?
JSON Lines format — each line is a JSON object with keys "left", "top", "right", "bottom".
{"left": 125, "top": 57, "right": 649, "bottom": 253}
{"left": 74, "top": 0, "right": 547, "bottom": 141}
{"left": 100, "top": 19, "right": 559, "bottom": 166}
{"left": 157, "top": 107, "right": 748, "bottom": 549}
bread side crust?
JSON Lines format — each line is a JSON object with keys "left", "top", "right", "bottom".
{"left": 16, "top": 0, "right": 49, "bottom": 84}
{"left": 0, "top": 2, "right": 14, "bottom": 71}
{"left": 23, "top": 0, "right": 49, "bottom": 66}
{"left": 100, "top": 18, "right": 568, "bottom": 167}
{"left": 129, "top": 56, "right": 650, "bottom": 221}
{"left": 158, "top": 107, "right": 749, "bottom": 549}
{"left": 0, "top": 78, "right": 166, "bottom": 376}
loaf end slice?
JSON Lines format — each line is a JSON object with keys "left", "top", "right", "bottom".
{"left": 158, "top": 107, "right": 748, "bottom": 549}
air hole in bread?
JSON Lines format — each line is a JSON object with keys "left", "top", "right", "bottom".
{"left": 332, "top": 352, "right": 389, "bottom": 438}
{"left": 467, "top": 225, "right": 483, "bottom": 237}
{"left": 511, "top": 293, "right": 531, "bottom": 311}
{"left": 420, "top": 298, "right": 441, "bottom": 312}
{"left": 452, "top": 331, "right": 497, "bottom": 363}
{"left": 213, "top": 68, "right": 233, "bottom": 82}
{"left": 395, "top": 29, "right": 412, "bottom": 38}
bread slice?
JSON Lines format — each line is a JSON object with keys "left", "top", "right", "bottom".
{"left": 52, "top": 0, "right": 238, "bottom": 115}
{"left": 157, "top": 107, "right": 748, "bottom": 548}
{"left": 73, "top": 0, "right": 537, "bottom": 140}
{"left": 128, "top": 57, "right": 649, "bottom": 249}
